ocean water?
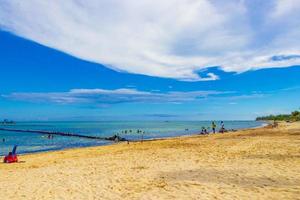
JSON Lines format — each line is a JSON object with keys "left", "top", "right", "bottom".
{"left": 0, "top": 121, "right": 264, "bottom": 155}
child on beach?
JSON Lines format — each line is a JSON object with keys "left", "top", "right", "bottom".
{"left": 201, "top": 127, "right": 205, "bottom": 134}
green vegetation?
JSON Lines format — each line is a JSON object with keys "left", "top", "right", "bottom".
{"left": 256, "top": 110, "right": 300, "bottom": 121}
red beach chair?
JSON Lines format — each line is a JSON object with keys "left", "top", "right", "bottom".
{"left": 3, "top": 145, "right": 18, "bottom": 163}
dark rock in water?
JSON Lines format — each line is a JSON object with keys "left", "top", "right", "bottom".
{"left": 106, "top": 134, "right": 127, "bottom": 142}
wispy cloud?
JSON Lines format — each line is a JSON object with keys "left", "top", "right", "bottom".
{"left": 2, "top": 88, "right": 230, "bottom": 105}
{"left": 0, "top": 0, "right": 299, "bottom": 80}
{"left": 225, "top": 93, "right": 266, "bottom": 100}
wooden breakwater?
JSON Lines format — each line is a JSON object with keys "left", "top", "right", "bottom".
{"left": 0, "top": 128, "right": 127, "bottom": 141}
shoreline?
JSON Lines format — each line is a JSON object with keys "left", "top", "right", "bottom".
{"left": 0, "top": 121, "right": 299, "bottom": 199}
{"left": 2, "top": 122, "right": 267, "bottom": 156}
{"left": 1, "top": 120, "right": 271, "bottom": 159}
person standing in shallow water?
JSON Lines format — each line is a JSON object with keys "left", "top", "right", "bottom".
{"left": 212, "top": 121, "right": 216, "bottom": 133}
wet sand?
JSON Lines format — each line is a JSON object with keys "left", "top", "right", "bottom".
{"left": 0, "top": 122, "right": 300, "bottom": 199}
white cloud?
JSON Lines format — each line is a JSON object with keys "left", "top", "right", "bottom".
{"left": 271, "top": 0, "right": 300, "bottom": 18}
{"left": 0, "top": 0, "right": 299, "bottom": 80}
{"left": 2, "top": 88, "right": 230, "bottom": 105}
{"left": 201, "top": 73, "right": 219, "bottom": 81}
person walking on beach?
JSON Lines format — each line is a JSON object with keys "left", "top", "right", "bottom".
{"left": 211, "top": 121, "right": 216, "bottom": 133}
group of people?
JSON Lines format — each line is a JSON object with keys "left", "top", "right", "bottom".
{"left": 200, "top": 121, "right": 226, "bottom": 135}
{"left": 47, "top": 134, "right": 54, "bottom": 139}
{"left": 121, "top": 129, "right": 145, "bottom": 134}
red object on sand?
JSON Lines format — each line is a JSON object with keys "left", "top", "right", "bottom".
{"left": 3, "top": 145, "right": 18, "bottom": 163}
{"left": 4, "top": 154, "right": 18, "bottom": 163}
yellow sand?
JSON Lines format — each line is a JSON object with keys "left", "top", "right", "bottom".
{"left": 0, "top": 122, "right": 300, "bottom": 200}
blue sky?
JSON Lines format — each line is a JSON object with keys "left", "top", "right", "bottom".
{"left": 0, "top": 1, "right": 300, "bottom": 121}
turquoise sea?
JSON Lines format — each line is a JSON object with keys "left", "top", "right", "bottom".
{"left": 0, "top": 121, "right": 265, "bottom": 155}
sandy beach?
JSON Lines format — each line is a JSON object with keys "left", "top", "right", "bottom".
{"left": 0, "top": 122, "right": 299, "bottom": 200}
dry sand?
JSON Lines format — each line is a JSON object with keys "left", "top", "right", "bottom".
{"left": 0, "top": 122, "right": 300, "bottom": 200}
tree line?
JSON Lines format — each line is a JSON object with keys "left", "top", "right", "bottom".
{"left": 256, "top": 110, "right": 300, "bottom": 121}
